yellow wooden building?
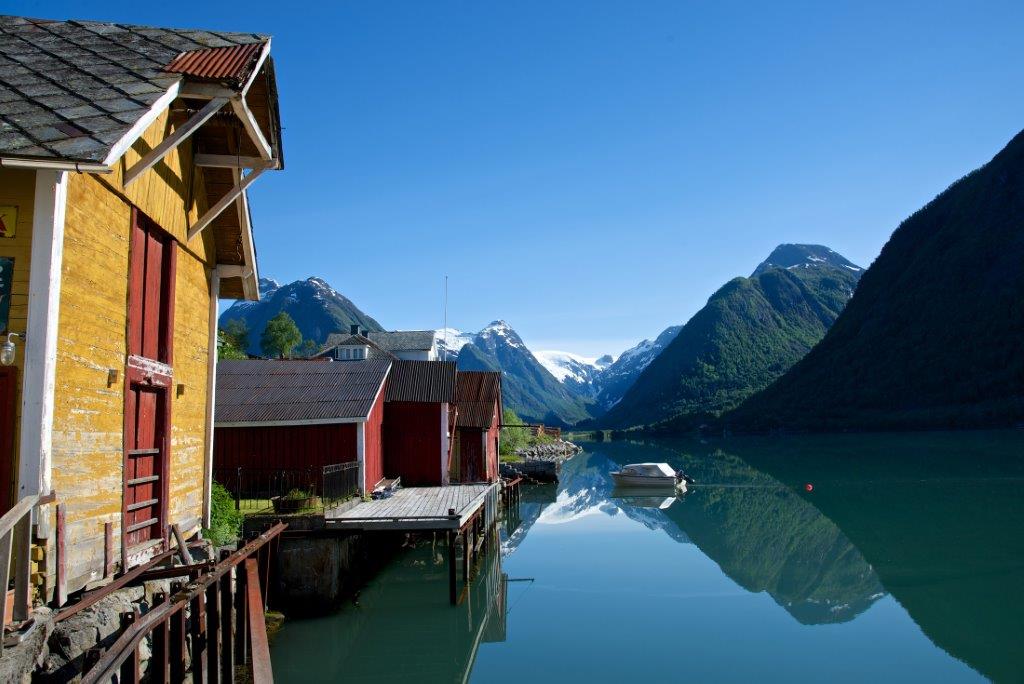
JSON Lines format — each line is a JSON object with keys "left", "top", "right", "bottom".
{"left": 0, "top": 16, "right": 283, "bottom": 604}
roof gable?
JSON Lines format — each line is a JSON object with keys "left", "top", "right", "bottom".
{"left": 385, "top": 361, "right": 456, "bottom": 403}
{"left": 456, "top": 371, "right": 502, "bottom": 428}
{"left": 367, "top": 330, "right": 436, "bottom": 352}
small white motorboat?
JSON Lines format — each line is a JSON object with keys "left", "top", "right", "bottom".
{"left": 610, "top": 463, "right": 693, "bottom": 490}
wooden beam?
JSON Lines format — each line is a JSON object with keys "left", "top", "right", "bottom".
{"left": 448, "top": 531, "right": 457, "bottom": 605}
{"left": 179, "top": 82, "right": 237, "bottom": 100}
{"left": 19, "top": 170, "right": 66, "bottom": 518}
{"left": 241, "top": 41, "right": 272, "bottom": 96}
{"left": 171, "top": 524, "right": 194, "bottom": 565}
{"left": 123, "top": 97, "right": 228, "bottom": 187}
{"left": 235, "top": 173, "right": 259, "bottom": 300}
{"left": 194, "top": 154, "right": 272, "bottom": 169}
{"left": 102, "top": 82, "right": 181, "bottom": 167}
{"left": 202, "top": 271, "right": 219, "bottom": 530}
{"left": 55, "top": 503, "right": 66, "bottom": 606}
{"left": 245, "top": 558, "right": 273, "bottom": 683}
{"left": 214, "top": 265, "right": 248, "bottom": 279}
{"left": 230, "top": 98, "right": 272, "bottom": 161}
{"left": 188, "top": 167, "right": 265, "bottom": 241}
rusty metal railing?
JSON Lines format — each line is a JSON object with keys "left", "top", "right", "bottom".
{"left": 81, "top": 521, "right": 287, "bottom": 684}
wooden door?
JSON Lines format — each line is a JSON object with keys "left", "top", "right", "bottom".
{"left": 461, "top": 430, "right": 485, "bottom": 482}
{"left": 0, "top": 368, "right": 15, "bottom": 513}
{"left": 123, "top": 209, "right": 176, "bottom": 557}
{"left": 124, "top": 383, "right": 166, "bottom": 547}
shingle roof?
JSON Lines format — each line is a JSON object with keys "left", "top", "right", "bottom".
{"left": 456, "top": 371, "right": 502, "bottom": 428}
{"left": 0, "top": 15, "right": 266, "bottom": 163}
{"left": 367, "top": 330, "right": 437, "bottom": 353}
{"left": 316, "top": 334, "right": 396, "bottom": 360}
{"left": 385, "top": 361, "right": 456, "bottom": 403}
{"left": 215, "top": 359, "right": 390, "bottom": 425}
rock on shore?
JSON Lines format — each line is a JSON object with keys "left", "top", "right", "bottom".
{"left": 514, "top": 439, "right": 582, "bottom": 462}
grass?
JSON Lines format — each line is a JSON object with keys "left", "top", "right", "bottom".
{"left": 237, "top": 497, "right": 329, "bottom": 516}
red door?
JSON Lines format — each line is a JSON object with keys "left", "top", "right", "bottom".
{"left": 461, "top": 430, "right": 485, "bottom": 482}
{"left": 123, "top": 209, "right": 176, "bottom": 557}
{"left": 0, "top": 368, "right": 16, "bottom": 513}
{"left": 124, "top": 383, "right": 166, "bottom": 547}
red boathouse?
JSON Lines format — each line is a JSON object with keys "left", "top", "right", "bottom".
{"left": 383, "top": 361, "right": 457, "bottom": 486}
{"left": 213, "top": 359, "right": 391, "bottom": 495}
{"left": 452, "top": 371, "right": 502, "bottom": 483}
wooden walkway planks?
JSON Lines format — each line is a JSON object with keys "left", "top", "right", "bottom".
{"left": 324, "top": 484, "right": 497, "bottom": 531}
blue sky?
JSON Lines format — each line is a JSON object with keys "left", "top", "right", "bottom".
{"left": 11, "top": 1, "right": 1024, "bottom": 356}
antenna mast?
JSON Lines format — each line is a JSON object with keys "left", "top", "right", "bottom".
{"left": 443, "top": 275, "right": 449, "bottom": 361}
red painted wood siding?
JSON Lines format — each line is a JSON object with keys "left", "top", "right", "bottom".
{"left": 214, "top": 423, "right": 357, "bottom": 471}
{"left": 363, "top": 389, "right": 385, "bottom": 490}
{"left": 383, "top": 402, "right": 444, "bottom": 486}
{"left": 0, "top": 368, "right": 14, "bottom": 513}
{"left": 454, "top": 401, "right": 500, "bottom": 483}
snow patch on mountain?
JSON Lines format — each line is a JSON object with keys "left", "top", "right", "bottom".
{"left": 435, "top": 328, "right": 475, "bottom": 360}
{"left": 534, "top": 350, "right": 610, "bottom": 383}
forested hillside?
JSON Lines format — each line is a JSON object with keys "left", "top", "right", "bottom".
{"left": 727, "top": 131, "right": 1024, "bottom": 431}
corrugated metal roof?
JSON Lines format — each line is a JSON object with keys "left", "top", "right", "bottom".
{"left": 385, "top": 361, "right": 456, "bottom": 403}
{"left": 367, "top": 330, "right": 437, "bottom": 352}
{"left": 456, "top": 371, "right": 502, "bottom": 428}
{"left": 164, "top": 42, "right": 264, "bottom": 84}
{"left": 215, "top": 359, "right": 390, "bottom": 424}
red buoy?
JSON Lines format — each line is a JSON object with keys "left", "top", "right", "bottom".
{"left": 805, "top": 483, "right": 814, "bottom": 492}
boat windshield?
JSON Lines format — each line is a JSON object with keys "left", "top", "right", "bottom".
{"left": 623, "top": 463, "right": 676, "bottom": 477}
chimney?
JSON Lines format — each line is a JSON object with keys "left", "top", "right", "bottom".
{"left": 350, "top": 324, "right": 359, "bottom": 335}
{"left": 361, "top": 328, "right": 369, "bottom": 337}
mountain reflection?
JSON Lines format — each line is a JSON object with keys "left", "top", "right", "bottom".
{"left": 516, "top": 432, "right": 1022, "bottom": 684}
{"left": 511, "top": 444, "right": 884, "bottom": 625}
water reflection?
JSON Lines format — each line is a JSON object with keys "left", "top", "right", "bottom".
{"left": 272, "top": 431, "right": 1023, "bottom": 683}
{"left": 272, "top": 531, "right": 508, "bottom": 683}
{"left": 517, "top": 446, "right": 883, "bottom": 624}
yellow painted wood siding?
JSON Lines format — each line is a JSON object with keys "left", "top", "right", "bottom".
{"left": 53, "top": 109, "right": 217, "bottom": 592}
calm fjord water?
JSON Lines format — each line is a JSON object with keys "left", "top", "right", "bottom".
{"left": 272, "top": 432, "right": 1024, "bottom": 683}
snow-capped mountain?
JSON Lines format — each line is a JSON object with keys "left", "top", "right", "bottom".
{"left": 533, "top": 350, "right": 614, "bottom": 399}
{"left": 434, "top": 327, "right": 475, "bottom": 361}
{"left": 592, "top": 326, "right": 683, "bottom": 410}
{"left": 752, "top": 243, "right": 863, "bottom": 276}
{"left": 451, "top": 321, "right": 593, "bottom": 426}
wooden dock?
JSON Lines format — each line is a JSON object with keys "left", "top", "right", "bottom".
{"left": 324, "top": 483, "right": 498, "bottom": 531}
{"left": 324, "top": 483, "right": 503, "bottom": 604}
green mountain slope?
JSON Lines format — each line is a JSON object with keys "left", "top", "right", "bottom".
{"left": 727, "top": 131, "right": 1024, "bottom": 431}
{"left": 220, "top": 277, "right": 383, "bottom": 356}
{"left": 457, "top": 321, "right": 592, "bottom": 426}
{"left": 601, "top": 245, "right": 861, "bottom": 430}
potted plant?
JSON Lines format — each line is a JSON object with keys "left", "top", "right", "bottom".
{"left": 271, "top": 488, "right": 319, "bottom": 513}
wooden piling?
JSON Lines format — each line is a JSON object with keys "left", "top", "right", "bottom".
{"left": 448, "top": 531, "right": 457, "bottom": 605}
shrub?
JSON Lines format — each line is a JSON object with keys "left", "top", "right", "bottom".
{"left": 204, "top": 481, "right": 243, "bottom": 547}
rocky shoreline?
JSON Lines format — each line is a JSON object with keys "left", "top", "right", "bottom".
{"left": 514, "top": 439, "right": 583, "bottom": 462}
{"left": 500, "top": 439, "right": 582, "bottom": 483}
